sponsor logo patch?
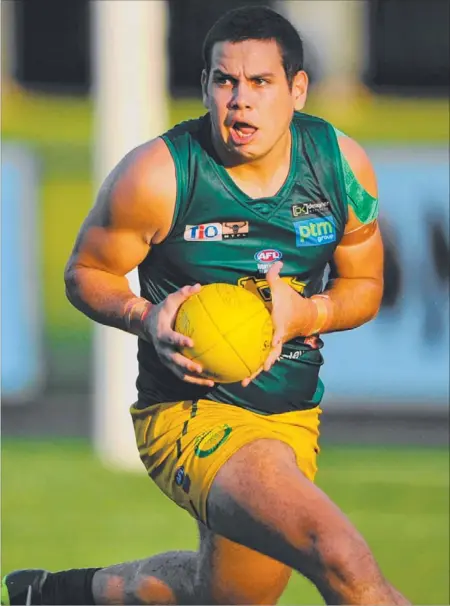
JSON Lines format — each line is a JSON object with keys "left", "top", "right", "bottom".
{"left": 222, "top": 221, "right": 249, "bottom": 239}
{"left": 184, "top": 221, "right": 250, "bottom": 241}
{"left": 184, "top": 223, "right": 222, "bottom": 241}
{"left": 254, "top": 249, "right": 282, "bottom": 274}
{"left": 291, "top": 200, "right": 331, "bottom": 218}
{"left": 294, "top": 216, "right": 337, "bottom": 247}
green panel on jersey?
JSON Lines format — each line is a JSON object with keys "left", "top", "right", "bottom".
{"left": 333, "top": 127, "right": 379, "bottom": 224}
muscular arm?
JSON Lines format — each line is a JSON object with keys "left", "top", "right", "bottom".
{"left": 64, "top": 138, "right": 176, "bottom": 336}
{"left": 310, "top": 135, "right": 383, "bottom": 334}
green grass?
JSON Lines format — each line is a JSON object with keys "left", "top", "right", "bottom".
{"left": 2, "top": 440, "right": 448, "bottom": 605}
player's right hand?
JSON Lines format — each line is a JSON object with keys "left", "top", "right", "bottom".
{"left": 142, "top": 284, "right": 215, "bottom": 387}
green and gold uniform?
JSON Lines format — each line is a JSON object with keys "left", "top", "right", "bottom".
{"left": 131, "top": 112, "right": 378, "bottom": 522}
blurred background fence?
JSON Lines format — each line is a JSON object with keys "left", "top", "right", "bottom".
{"left": 1, "top": 1, "right": 449, "bottom": 604}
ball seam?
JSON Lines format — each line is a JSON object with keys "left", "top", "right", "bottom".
{"left": 197, "top": 294, "right": 270, "bottom": 373}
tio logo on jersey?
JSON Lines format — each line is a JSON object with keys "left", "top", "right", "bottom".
{"left": 184, "top": 223, "right": 222, "bottom": 241}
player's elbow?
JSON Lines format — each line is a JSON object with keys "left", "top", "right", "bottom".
{"left": 364, "top": 278, "right": 384, "bottom": 323}
{"left": 366, "top": 305, "right": 380, "bottom": 324}
{"left": 64, "top": 261, "right": 83, "bottom": 309}
{"left": 64, "top": 275, "right": 77, "bottom": 309}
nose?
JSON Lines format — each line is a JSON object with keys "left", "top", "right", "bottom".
{"left": 227, "top": 82, "right": 253, "bottom": 110}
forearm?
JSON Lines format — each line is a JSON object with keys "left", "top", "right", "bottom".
{"left": 311, "top": 277, "right": 383, "bottom": 334}
{"left": 64, "top": 266, "right": 152, "bottom": 337}
{"left": 292, "top": 277, "right": 383, "bottom": 337}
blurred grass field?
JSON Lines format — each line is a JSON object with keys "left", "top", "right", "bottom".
{"left": 2, "top": 440, "right": 448, "bottom": 605}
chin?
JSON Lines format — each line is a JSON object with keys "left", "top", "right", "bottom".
{"left": 225, "top": 138, "right": 260, "bottom": 156}
{"left": 229, "top": 147, "right": 260, "bottom": 163}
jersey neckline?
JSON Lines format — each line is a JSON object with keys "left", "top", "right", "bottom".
{"left": 207, "top": 119, "right": 299, "bottom": 216}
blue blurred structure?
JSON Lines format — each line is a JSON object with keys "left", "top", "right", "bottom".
{"left": 1, "top": 144, "right": 44, "bottom": 401}
{"left": 322, "top": 147, "right": 450, "bottom": 409}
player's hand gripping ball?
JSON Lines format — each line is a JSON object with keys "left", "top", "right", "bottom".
{"left": 174, "top": 283, "right": 273, "bottom": 383}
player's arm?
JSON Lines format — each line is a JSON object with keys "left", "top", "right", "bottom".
{"left": 64, "top": 138, "right": 175, "bottom": 337}
{"left": 264, "top": 135, "right": 383, "bottom": 357}
{"left": 307, "top": 135, "right": 384, "bottom": 334}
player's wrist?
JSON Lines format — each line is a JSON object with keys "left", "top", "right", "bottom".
{"left": 291, "top": 296, "right": 320, "bottom": 338}
{"left": 123, "top": 297, "right": 152, "bottom": 336}
{"left": 307, "top": 295, "right": 332, "bottom": 335}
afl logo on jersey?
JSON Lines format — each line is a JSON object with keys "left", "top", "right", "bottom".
{"left": 254, "top": 249, "right": 282, "bottom": 274}
{"left": 184, "top": 223, "right": 222, "bottom": 241}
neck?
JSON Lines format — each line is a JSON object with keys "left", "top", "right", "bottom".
{"left": 211, "top": 127, "right": 293, "bottom": 198}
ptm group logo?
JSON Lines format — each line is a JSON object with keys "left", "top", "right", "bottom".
{"left": 294, "top": 216, "right": 336, "bottom": 247}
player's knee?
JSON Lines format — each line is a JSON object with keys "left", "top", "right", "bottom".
{"left": 203, "top": 559, "right": 290, "bottom": 605}
{"left": 300, "top": 526, "right": 386, "bottom": 593}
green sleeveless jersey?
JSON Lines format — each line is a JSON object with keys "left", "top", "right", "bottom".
{"left": 136, "top": 112, "right": 349, "bottom": 414}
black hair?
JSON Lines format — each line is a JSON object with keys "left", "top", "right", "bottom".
{"left": 202, "top": 5, "right": 304, "bottom": 86}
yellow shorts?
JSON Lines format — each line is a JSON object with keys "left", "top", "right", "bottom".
{"left": 131, "top": 399, "right": 321, "bottom": 525}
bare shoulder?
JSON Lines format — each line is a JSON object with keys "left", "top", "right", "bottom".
{"left": 96, "top": 136, "right": 177, "bottom": 244}
{"left": 336, "top": 135, "right": 377, "bottom": 199}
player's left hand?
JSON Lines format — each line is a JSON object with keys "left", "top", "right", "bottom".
{"left": 242, "top": 261, "right": 316, "bottom": 387}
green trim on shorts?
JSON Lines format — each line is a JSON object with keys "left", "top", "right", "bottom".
{"left": 333, "top": 127, "right": 379, "bottom": 224}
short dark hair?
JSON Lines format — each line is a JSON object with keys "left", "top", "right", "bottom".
{"left": 202, "top": 5, "right": 304, "bottom": 86}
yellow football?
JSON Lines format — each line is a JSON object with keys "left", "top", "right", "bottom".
{"left": 174, "top": 283, "right": 273, "bottom": 383}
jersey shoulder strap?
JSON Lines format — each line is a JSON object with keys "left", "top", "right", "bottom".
{"left": 292, "top": 112, "right": 349, "bottom": 225}
{"left": 160, "top": 115, "right": 209, "bottom": 233}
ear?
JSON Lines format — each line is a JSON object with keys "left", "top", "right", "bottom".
{"left": 201, "top": 70, "right": 210, "bottom": 109}
{"left": 292, "top": 70, "right": 309, "bottom": 111}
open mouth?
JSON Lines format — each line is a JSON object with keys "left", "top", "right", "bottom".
{"left": 230, "top": 121, "right": 258, "bottom": 145}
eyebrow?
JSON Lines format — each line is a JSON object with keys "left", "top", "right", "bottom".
{"left": 212, "top": 69, "right": 275, "bottom": 80}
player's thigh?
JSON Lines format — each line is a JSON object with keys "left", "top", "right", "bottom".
{"left": 206, "top": 438, "right": 377, "bottom": 585}
{"left": 196, "top": 521, "right": 292, "bottom": 605}
{"left": 131, "top": 400, "right": 319, "bottom": 524}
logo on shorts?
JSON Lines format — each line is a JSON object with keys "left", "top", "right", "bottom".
{"left": 184, "top": 221, "right": 250, "bottom": 241}
{"left": 291, "top": 200, "right": 331, "bottom": 218}
{"left": 254, "top": 249, "right": 282, "bottom": 274}
{"left": 194, "top": 424, "right": 232, "bottom": 458}
{"left": 294, "top": 216, "right": 336, "bottom": 247}
{"left": 174, "top": 466, "right": 191, "bottom": 494}
{"left": 174, "top": 466, "right": 185, "bottom": 485}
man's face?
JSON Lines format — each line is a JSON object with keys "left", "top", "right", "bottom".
{"left": 202, "top": 39, "right": 307, "bottom": 162}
